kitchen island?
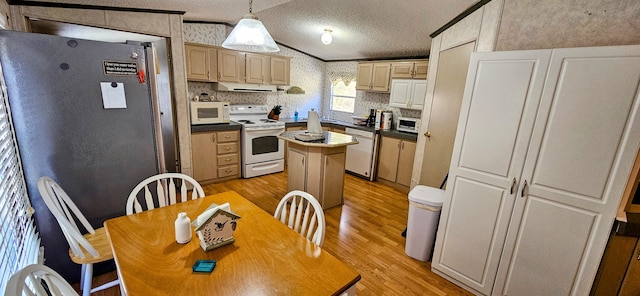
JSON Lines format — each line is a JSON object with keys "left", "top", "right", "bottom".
{"left": 278, "top": 130, "right": 358, "bottom": 209}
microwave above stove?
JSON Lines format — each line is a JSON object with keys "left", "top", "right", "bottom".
{"left": 191, "top": 101, "right": 230, "bottom": 125}
{"left": 397, "top": 117, "right": 420, "bottom": 134}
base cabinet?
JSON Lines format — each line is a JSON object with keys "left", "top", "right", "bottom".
{"left": 377, "top": 137, "right": 416, "bottom": 191}
{"left": 287, "top": 142, "right": 346, "bottom": 209}
{"left": 191, "top": 130, "right": 240, "bottom": 184}
{"left": 432, "top": 45, "right": 640, "bottom": 295}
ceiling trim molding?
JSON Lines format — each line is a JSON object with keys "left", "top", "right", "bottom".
{"left": 430, "top": 0, "right": 491, "bottom": 38}
{"left": 183, "top": 20, "right": 233, "bottom": 27}
{"left": 7, "top": 0, "right": 186, "bottom": 15}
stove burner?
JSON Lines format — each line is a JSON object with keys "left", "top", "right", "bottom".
{"left": 238, "top": 120, "right": 255, "bottom": 124}
{"left": 260, "top": 119, "right": 276, "bottom": 123}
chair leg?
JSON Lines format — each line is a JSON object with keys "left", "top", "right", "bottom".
{"left": 82, "top": 263, "right": 93, "bottom": 296}
{"left": 80, "top": 264, "right": 86, "bottom": 288}
{"left": 90, "top": 279, "right": 120, "bottom": 293}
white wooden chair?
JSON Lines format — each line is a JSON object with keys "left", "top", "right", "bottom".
{"left": 274, "top": 190, "right": 326, "bottom": 247}
{"left": 126, "top": 173, "right": 205, "bottom": 215}
{"left": 36, "top": 177, "right": 120, "bottom": 296}
{"left": 5, "top": 264, "right": 79, "bottom": 296}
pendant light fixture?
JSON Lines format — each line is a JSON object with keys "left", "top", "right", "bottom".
{"left": 222, "top": 0, "right": 280, "bottom": 53}
{"left": 321, "top": 29, "right": 333, "bottom": 45}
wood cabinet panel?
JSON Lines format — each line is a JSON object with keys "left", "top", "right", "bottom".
{"left": 185, "top": 44, "right": 217, "bottom": 82}
{"left": 191, "top": 132, "right": 217, "bottom": 181}
{"left": 288, "top": 148, "right": 307, "bottom": 191}
{"left": 245, "top": 53, "right": 268, "bottom": 84}
{"left": 355, "top": 63, "right": 374, "bottom": 90}
{"left": 377, "top": 137, "right": 400, "bottom": 182}
{"left": 396, "top": 140, "right": 416, "bottom": 186}
{"left": 391, "top": 60, "right": 429, "bottom": 79}
{"left": 270, "top": 56, "right": 290, "bottom": 85}
{"left": 321, "top": 152, "right": 345, "bottom": 208}
{"left": 217, "top": 49, "right": 244, "bottom": 82}
{"left": 192, "top": 130, "right": 240, "bottom": 183}
{"left": 377, "top": 136, "right": 416, "bottom": 189}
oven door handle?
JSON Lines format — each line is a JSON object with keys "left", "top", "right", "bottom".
{"left": 244, "top": 127, "right": 286, "bottom": 132}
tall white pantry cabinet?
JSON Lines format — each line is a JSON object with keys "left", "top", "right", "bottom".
{"left": 431, "top": 45, "right": 640, "bottom": 296}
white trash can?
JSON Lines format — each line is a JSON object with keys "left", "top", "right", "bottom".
{"left": 405, "top": 185, "right": 445, "bottom": 261}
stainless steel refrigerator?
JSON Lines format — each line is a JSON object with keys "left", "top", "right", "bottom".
{"left": 0, "top": 30, "right": 175, "bottom": 281}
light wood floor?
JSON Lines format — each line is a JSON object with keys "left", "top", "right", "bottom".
{"left": 84, "top": 171, "right": 471, "bottom": 295}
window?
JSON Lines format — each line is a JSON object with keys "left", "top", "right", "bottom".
{"left": 330, "top": 81, "right": 356, "bottom": 113}
{"left": 0, "top": 63, "right": 41, "bottom": 293}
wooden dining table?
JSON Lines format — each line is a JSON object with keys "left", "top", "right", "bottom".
{"left": 104, "top": 190, "right": 360, "bottom": 295}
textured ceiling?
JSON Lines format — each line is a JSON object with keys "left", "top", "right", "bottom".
{"left": 21, "top": 0, "right": 479, "bottom": 61}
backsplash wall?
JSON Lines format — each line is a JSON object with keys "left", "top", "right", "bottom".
{"left": 183, "top": 23, "right": 324, "bottom": 118}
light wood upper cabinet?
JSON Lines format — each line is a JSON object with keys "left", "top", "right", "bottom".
{"left": 185, "top": 44, "right": 217, "bottom": 82}
{"left": 217, "top": 49, "right": 244, "bottom": 83}
{"left": 355, "top": 62, "right": 394, "bottom": 92}
{"left": 269, "top": 56, "right": 291, "bottom": 85}
{"left": 391, "top": 60, "right": 429, "bottom": 79}
{"left": 245, "top": 53, "right": 268, "bottom": 84}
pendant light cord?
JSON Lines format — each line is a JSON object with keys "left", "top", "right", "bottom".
{"left": 249, "top": 0, "right": 253, "bottom": 13}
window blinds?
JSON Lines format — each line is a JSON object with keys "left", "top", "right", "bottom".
{"left": 0, "top": 62, "right": 41, "bottom": 293}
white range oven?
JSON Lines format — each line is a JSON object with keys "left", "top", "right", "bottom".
{"left": 229, "top": 104, "right": 285, "bottom": 178}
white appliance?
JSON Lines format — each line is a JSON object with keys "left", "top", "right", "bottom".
{"left": 397, "top": 117, "right": 421, "bottom": 133}
{"left": 190, "top": 101, "right": 230, "bottom": 125}
{"left": 344, "top": 128, "right": 378, "bottom": 181}
{"left": 229, "top": 104, "right": 285, "bottom": 178}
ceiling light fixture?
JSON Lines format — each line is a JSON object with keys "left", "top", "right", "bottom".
{"left": 222, "top": 0, "right": 279, "bottom": 53}
{"left": 321, "top": 29, "right": 333, "bottom": 45}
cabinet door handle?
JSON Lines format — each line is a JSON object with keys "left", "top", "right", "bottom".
{"left": 521, "top": 180, "right": 528, "bottom": 198}
{"left": 207, "top": 70, "right": 210, "bottom": 80}
{"left": 302, "top": 158, "right": 304, "bottom": 165}
{"left": 424, "top": 132, "right": 431, "bottom": 138}
{"left": 212, "top": 134, "right": 216, "bottom": 143}
{"left": 510, "top": 178, "right": 517, "bottom": 195}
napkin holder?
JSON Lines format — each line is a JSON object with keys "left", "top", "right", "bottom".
{"left": 192, "top": 202, "right": 241, "bottom": 251}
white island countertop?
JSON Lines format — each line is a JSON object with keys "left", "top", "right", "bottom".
{"left": 278, "top": 130, "right": 359, "bottom": 147}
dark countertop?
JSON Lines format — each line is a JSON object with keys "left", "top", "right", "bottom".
{"left": 191, "top": 122, "right": 242, "bottom": 133}
{"left": 279, "top": 117, "right": 418, "bottom": 141}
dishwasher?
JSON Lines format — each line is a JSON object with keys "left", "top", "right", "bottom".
{"left": 344, "top": 128, "right": 378, "bottom": 181}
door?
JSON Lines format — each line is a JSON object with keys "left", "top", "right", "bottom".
{"left": 432, "top": 50, "right": 551, "bottom": 295}
{"left": 410, "top": 80, "right": 428, "bottom": 110}
{"left": 396, "top": 140, "right": 416, "bottom": 187}
{"left": 245, "top": 53, "right": 266, "bottom": 84}
{"left": 420, "top": 42, "right": 475, "bottom": 188}
{"left": 192, "top": 132, "right": 217, "bottom": 181}
{"left": 218, "top": 49, "right": 243, "bottom": 82}
{"left": 389, "top": 79, "right": 411, "bottom": 108}
{"left": 0, "top": 30, "right": 161, "bottom": 279}
{"left": 493, "top": 46, "right": 640, "bottom": 296}
{"left": 377, "top": 137, "right": 401, "bottom": 182}
{"left": 270, "top": 56, "right": 290, "bottom": 85}
{"left": 322, "top": 152, "right": 345, "bottom": 208}
{"left": 288, "top": 149, "right": 306, "bottom": 192}
{"left": 356, "top": 63, "right": 373, "bottom": 90}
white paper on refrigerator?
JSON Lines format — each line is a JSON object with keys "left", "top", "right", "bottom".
{"left": 100, "top": 82, "right": 127, "bottom": 109}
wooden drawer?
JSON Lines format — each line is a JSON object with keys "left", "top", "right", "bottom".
{"left": 217, "top": 142, "right": 238, "bottom": 154}
{"left": 217, "top": 154, "right": 239, "bottom": 166}
{"left": 217, "top": 131, "right": 239, "bottom": 143}
{"left": 218, "top": 165, "right": 239, "bottom": 178}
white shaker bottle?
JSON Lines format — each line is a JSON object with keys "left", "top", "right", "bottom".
{"left": 174, "top": 212, "right": 192, "bottom": 244}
